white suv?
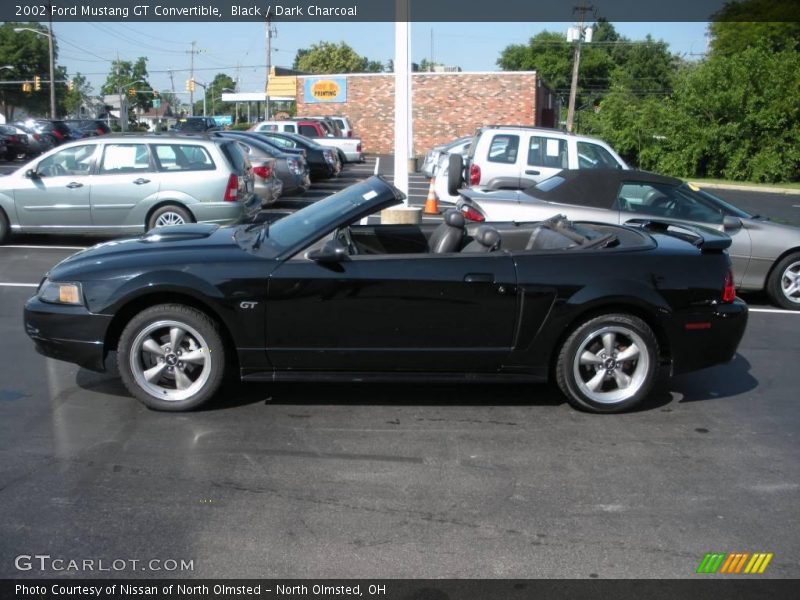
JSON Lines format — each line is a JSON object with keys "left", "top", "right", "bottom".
{"left": 457, "top": 126, "right": 628, "bottom": 192}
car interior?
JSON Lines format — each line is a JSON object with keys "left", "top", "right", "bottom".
{"left": 319, "top": 210, "right": 644, "bottom": 260}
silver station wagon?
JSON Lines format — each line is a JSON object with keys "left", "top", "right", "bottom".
{"left": 0, "top": 133, "right": 259, "bottom": 243}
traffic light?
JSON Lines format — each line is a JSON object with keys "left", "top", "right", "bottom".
{"left": 186, "top": 78, "right": 195, "bottom": 92}
{"left": 22, "top": 82, "right": 32, "bottom": 93}
{"left": 128, "top": 87, "right": 136, "bottom": 97}
{"left": 34, "top": 75, "right": 41, "bottom": 91}
{"left": 67, "top": 79, "right": 75, "bottom": 92}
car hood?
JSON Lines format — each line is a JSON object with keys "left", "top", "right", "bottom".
{"left": 47, "top": 224, "right": 243, "bottom": 281}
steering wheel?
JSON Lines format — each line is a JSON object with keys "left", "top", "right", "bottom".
{"left": 336, "top": 227, "right": 358, "bottom": 255}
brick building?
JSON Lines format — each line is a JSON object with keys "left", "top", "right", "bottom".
{"left": 293, "top": 71, "right": 556, "bottom": 155}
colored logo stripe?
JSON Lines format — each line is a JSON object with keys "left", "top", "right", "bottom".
{"left": 697, "top": 552, "right": 773, "bottom": 574}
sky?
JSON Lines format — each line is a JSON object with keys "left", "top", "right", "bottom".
{"left": 51, "top": 21, "right": 711, "bottom": 96}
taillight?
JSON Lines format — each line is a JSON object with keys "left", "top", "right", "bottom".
{"left": 356, "top": 143, "right": 362, "bottom": 153}
{"left": 469, "top": 163, "right": 481, "bottom": 186}
{"left": 460, "top": 206, "right": 485, "bottom": 222}
{"left": 722, "top": 269, "right": 736, "bottom": 303}
{"left": 252, "top": 165, "right": 272, "bottom": 179}
{"left": 223, "top": 174, "right": 239, "bottom": 202}
{"left": 96, "top": 128, "right": 104, "bottom": 135}
{"left": 347, "top": 131, "right": 353, "bottom": 138}
{"left": 52, "top": 130, "right": 63, "bottom": 141}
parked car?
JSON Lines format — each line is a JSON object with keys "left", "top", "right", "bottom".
{"left": 24, "top": 176, "right": 747, "bottom": 413}
{"left": 0, "top": 124, "right": 29, "bottom": 160}
{"left": 0, "top": 134, "right": 259, "bottom": 243}
{"left": 11, "top": 122, "right": 55, "bottom": 156}
{"left": 175, "top": 117, "right": 220, "bottom": 132}
{"left": 454, "top": 168, "right": 800, "bottom": 310}
{"left": 65, "top": 119, "right": 111, "bottom": 136}
{"left": 422, "top": 135, "right": 472, "bottom": 178}
{"left": 30, "top": 119, "right": 77, "bottom": 146}
{"left": 450, "top": 125, "right": 628, "bottom": 193}
{"left": 218, "top": 132, "right": 310, "bottom": 197}
{"left": 251, "top": 120, "right": 363, "bottom": 163}
{"left": 251, "top": 130, "right": 341, "bottom": 179}
{"left": 327, "top": 116, "right": 355, "bottom": 138}
{"left": 296, "top": 116, "right": 343, "bottom": 137}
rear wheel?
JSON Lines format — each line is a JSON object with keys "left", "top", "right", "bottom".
{"left": 117, "top": 304, "right": 226, "bottom": 411}
{"left": 767, "top": 252, "right": 800, "bottom": 310}
{"left": 556, "top": 314, "right": 658, "bottom": 413}
{"left": 147, "top": 204, "right": 192, "bottom": 231}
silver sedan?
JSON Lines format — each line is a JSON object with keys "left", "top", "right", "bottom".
{"left": 455, "top": 169, "right": 800, "bottom": 310}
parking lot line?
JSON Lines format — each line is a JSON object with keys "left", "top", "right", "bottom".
{"left": 0, "top": 282, "right": 38, "bottom": 287}
{"left": 749, "top": 307, "right": 800, "bottom": 315}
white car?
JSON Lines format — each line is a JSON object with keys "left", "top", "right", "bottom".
{"left": 421, "top": 135, "right": 471, "bottom": 178}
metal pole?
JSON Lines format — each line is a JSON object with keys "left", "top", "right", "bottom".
{"left": 47, "top": 9, "right": 56, "bottom": 119}
{"left": 189, "top": 41, "right": 196, "bottom": 116}
{"left": 265, "top": 19, "right": 273, "bottom": 119}
{"left": 393, "top": 0, "right": 411, "bottom": 201}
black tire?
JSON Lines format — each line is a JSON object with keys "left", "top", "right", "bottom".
{"left": 447, "top": 153, "right": 464, "bottom": 197}
{"left": 766, "top": 252, "right": 800, "bottom": 310}
{"left": 117, "top": 304, "right": 226, "bottom": 411}
{"left": 0, "top": 209, "right": 10, "bottom": 245}
{"left": 147, "top": 204, "right": 193, "bottom": 231}
{"left": 555, "top": 313, "right": 658, "bottom": 413}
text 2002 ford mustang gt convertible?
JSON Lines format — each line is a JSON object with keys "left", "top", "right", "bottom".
{"left": 24, "top": 176, "right": 748, "bottom": 413}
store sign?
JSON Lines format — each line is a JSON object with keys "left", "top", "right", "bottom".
{"left": 303, "top": 77, "right": 347, "bottom": 103}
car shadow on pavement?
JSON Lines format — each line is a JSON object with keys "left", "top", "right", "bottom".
{"left": 73, "top": 354, "right": 754, "bottom": 413}
{"left": 667, "top": 354, "right": 758, "bottom": 403}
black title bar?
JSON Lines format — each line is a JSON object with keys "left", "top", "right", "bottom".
{"left": 4, "top": 0, "right": 800, "bottom": 23}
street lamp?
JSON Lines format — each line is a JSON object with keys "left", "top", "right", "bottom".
{"left": 14, "top": 25, "right": 57, "bottom": 120}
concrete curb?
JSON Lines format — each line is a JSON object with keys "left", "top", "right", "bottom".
{"left": 691, "top": 182, "right": 800, "bottom": 196}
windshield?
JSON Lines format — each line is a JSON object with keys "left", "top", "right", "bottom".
{"left": 235, "top": 177, "right": 400, "bottom": 257}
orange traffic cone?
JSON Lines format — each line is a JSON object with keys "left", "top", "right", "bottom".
{"left": 423, "top": 179, "right": 439, "bottom": 215}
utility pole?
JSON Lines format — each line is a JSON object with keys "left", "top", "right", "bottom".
{"left": 566, "top": 3, "right": 594, "bottom": 133}
{"left": 265, "top": 18, "right": 276, "bottom": 119}
{"left": 167, "top": 69, "right": 176, "bottom": 114}
{"left": 47, "top": 3, "right": 56, "bottom": 119}
{"left": 187, "top": 41, "right": 198, "bottom": 116}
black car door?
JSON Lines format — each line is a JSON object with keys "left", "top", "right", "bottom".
{"left": 265, "top": 252, "right": 518, "bottom": 372}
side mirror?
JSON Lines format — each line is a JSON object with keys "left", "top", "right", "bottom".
{"left": 723, "top": 215, "right": 743, "bottom": 231}
{"left": 308, "top": 239, "right": 349, "bottom": 263}
{"left": 25, "top": 168, "right": 39, "bottom": 179}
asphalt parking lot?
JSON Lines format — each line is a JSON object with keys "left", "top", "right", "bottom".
{"left": 0, "top": 157, "right": 798, "bottom": 579}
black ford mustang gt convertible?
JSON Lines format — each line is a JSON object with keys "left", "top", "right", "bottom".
{"left": 24, "top": 176, "right": 748, "bottom": 413}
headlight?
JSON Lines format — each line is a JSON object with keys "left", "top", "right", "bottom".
{"left": 323, "top": 149, "right": 335, "bottom": 164}
{"left": 38, "top": 280, "right": 84, "bottom": 305}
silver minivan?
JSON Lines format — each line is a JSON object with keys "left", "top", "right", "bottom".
{"left": 0, "top": 133, "right": 259, "bottom": 243}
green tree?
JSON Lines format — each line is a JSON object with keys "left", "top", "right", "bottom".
{"left": 193, "top": 72, "right": 236, "bottom": 116}
{"left": 655, "top": 45, "right": 800, "bottom": 182}
{"left": 101, "top": 57, "right": 153, "bottom": 117}
{"left": 0, "top": 22, "right": 58, "bottom": 120}
{"left": 62, "top": 72, "right": 92, "bottom": 117}
{"left": 292, "top": 42, "right": 383, "bottom": 74}
{"left": 709, "top": 0, "right": 800, "bottom": 54}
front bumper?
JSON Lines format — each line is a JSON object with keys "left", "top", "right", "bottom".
{"left": 669, "top": 298, "right": 749, "bottom": 375}
{"left": 24, "top": 296, "right": 112, "bottom": 372}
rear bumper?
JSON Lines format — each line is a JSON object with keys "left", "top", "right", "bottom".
{"left": 24, "top": 297, "right": 112, "bottom": 372}
{"left": 669, "top": 298, "right": 749, "bottom": 375}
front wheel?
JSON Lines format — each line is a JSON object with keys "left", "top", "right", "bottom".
{"left": 555, "top": 314, "right": 658, "bottom": 413}
{"left": 117, "top": 304, "right": 226, "bottom": 411}
{"left": 767, "top": 252, "right": 800, "bottom": 310}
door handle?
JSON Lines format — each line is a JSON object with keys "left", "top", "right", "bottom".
{"left": 65, "top": 182, "right": 83, "bottom": 189}
{"left": 525, "top": 169, "right": 540, "bottom": 176}
{"left": 133, "top": 178, "right": 151, "bottom": 185}
{"left": 464, "top": 273, "right": 495, "bottom": 283}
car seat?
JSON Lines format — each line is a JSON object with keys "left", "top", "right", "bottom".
{"left": 428, "top": 209, "right": 466, "bottom": 253}
{"left": 462, "top": 225, "right": 502, "bottom": 252}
